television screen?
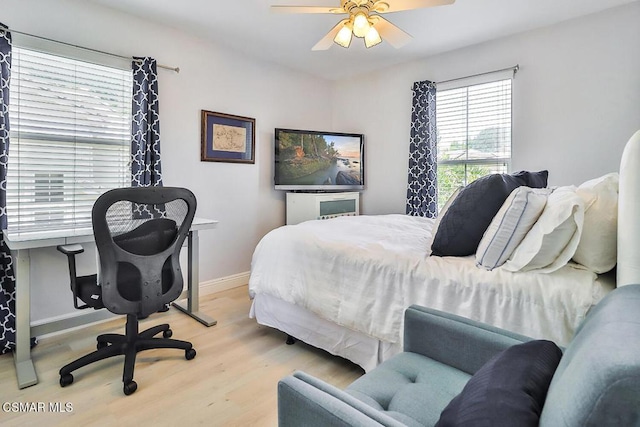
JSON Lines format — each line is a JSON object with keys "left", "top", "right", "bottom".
{"left": 274, "top": 128, "right": 364, "bottom": 191}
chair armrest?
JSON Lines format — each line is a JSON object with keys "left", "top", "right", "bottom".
{"left": 278, "top": 371, "right": 406, "bottom": 427}
{"left": 56, "top": 244, "right": 91, "bottom": 310}
{"left": 56, "top": 244, "right": 85, "bottom": 255}
{"left": 403, "top": 305, "right": 532, "bottom": 375}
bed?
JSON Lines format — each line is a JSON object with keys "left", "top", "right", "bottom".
{"left": 249, "top": 131, "right": 639, "bottom": 372}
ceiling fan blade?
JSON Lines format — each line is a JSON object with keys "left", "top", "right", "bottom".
{"left": 372, "top": 16, "right": 412, "bottom": 48}
{"left": 312, "top": 19, "right": 349, "bottom": 51}
{"left": 377, "top": 0, "right": 455, "bottom": 14}
{"left": 270, "top": 6, "right": 346, "bottom": 14}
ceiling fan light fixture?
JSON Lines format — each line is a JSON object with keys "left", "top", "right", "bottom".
{"left": 364, "top": 25, "right": 382, "bottom": 48}
{"left": 352, "top": 12, "right": 370, "bottom": 38}
{"left": 333, "top": 22, "right": 353, "bottom": 48}
{"left": 276, "top": 0, "right": 457, "bottom": 52}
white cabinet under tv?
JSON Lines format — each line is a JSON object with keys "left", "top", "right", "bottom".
{"left": 286, "top": 192, "right": 360, "bottom": 225}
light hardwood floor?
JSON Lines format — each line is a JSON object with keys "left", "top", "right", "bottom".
{"left": 0, "top": 285, "right": 364, "bottom": 426}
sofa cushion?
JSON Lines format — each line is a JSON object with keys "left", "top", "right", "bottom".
{"left": 346, "top": 352, "right": 471, "bottom": 427}
{"left": 435, "top": 340, "right": 562, "bottom": 427}
{"left": 431, "top": 171, "right": 548, "bottom": 257}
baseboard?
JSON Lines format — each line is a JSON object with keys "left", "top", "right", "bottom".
{"left": 199, "top": 271, "right": 250, "bottom": 295}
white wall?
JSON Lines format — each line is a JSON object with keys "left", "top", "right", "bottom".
{"left": 2, "top": 0, "right": 333, "bottom": 321}
{"left": 332, "top": 3, "right": 640, "bottom": 215}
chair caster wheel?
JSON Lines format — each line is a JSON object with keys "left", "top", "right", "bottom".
{"left": 123, "top": 380, "right": 137, "bottom": 396}
{"left": 97, "top": 341, "right": 108, "bottom": 350}
{"left": 163, "top": 329, "right": 173, "bottom": 338}
{"left": 60, "top": 373, "right": 74, "bottom": 387}
{"left": 185, "top": 348, "right": 196, "bottom": 360}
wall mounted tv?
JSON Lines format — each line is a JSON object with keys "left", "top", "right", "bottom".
{"left": 274, "top": 128, "right": 364, "bottom": 191}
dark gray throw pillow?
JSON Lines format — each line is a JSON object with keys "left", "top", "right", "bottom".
{"left": 435, "top": 340, "right": 562, "bottom": 427}
{"left": 512, "top": 170, "right": 549, "bottom": 188}
{"left": 431, "top": 171, "right": 548, "bottom": 257}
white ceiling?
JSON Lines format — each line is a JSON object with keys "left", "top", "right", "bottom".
{"left": 87, "top": 0, "right": 637, "bottom": 80}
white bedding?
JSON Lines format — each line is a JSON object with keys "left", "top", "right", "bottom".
{"left": 249, "top": 214, "right": 614, "bottom": 347}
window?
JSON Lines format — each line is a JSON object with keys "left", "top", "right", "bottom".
{"left": 8, "top": 47, "right": 132, "bottom": 232}
{"left": 436, "top": 78, "right": 512, "bottom": 209}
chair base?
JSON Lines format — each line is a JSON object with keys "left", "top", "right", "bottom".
{"left": 59, "top": 314, "right": 196, "bottom": 395}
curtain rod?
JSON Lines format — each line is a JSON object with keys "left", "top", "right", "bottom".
{"left": 4, "top": 27, "right": 180, "bottom": 73}
{"left": 436, "top": 64, "right": 519, "bottom": 85}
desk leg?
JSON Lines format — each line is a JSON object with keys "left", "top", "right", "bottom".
{"left": 172, "top": 230, "right": 217, "bottom": 326}
{"left": 13, "top": 248, "right": 38, "bottom": 388}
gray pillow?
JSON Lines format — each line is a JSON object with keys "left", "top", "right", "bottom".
{"left": 431, "top": 171, "right": 548, "bottom": 257}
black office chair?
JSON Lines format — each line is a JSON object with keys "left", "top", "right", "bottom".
{"left": 56, "top": 186, "right": 197, "bottom": 395}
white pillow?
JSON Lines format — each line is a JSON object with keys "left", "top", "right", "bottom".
{"left": 476, "top": 187, "right": 550, "bottom": 270}
{"left": 572, "top": 173, "right": 618, "bottom": 273}
{"left": 502, "top": 186, "right": 585, "bottom": 273}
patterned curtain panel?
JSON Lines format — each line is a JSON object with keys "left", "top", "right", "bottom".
{"left": 131, "top": 57, "right": 163, "bottom": 188}
{"left": 406, "top": 80, "right": 438, "bottom": 218}
{"left": 0, "top": 24, "right": 16, "bottom": 354}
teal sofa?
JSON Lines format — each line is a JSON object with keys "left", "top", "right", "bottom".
{"left": 278, "top": 285, "right": 640, "bottom": 426}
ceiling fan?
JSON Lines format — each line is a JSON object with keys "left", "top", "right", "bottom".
{"left": 271, "top": 0, "right": 455, "bottom": 50}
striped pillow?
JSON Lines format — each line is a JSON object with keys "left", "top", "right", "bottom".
{"left": 476, "top": 187, "right": 550, "bottom": 270}
{"left": 502, "top": 186, "right": 584, "bottom": 273}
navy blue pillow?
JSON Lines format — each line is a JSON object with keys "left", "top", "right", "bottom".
{"left": 435, "top": 340, "right": 562, "bottom": 427}
{"left": 512, "top": 170, "right": 549, "bottom": 188}
{"left": 431, "top": 171, "right": 548, "bottom": 257}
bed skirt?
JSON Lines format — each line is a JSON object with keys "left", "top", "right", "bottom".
{"left": 250, "top": 293, "right": 401, "bottom": 372}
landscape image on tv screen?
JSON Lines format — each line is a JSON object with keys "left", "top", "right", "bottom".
{"left": 276, "top": 129, "right": 363, "bottom": 189}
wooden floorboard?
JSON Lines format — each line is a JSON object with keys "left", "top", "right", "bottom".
{"left": 0, "top": 285, "right": 364, "bottom": 426}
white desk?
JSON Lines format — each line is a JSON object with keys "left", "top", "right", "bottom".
{"left": 3, "top": 217, "right": 218, "bottom": 389}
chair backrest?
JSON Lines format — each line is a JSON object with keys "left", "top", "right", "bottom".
{"left": 540, "top": 285, "right": 640, "bottom": 426}
{"left": 92, "top": 186, "right": 197, "bottom": 317}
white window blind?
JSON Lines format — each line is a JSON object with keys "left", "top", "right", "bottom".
{"left": 8, "top": 47, "right": 132, "bottom": 233}
{"left": 436, "top": 78, "right": 512, "bottom": 209}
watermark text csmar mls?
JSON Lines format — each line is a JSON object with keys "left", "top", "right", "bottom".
{"left": 2, "top": 402, "right": 73, "bottom": 413}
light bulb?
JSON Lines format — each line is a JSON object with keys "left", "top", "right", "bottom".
{"left": 364, "top": 26, "right": 382, "bottom": 48}
{"left": 352, "top": 12, "right": 370, "bottom": 38}
{"left": 334, "top": 23, "right": 353, "bottom": 48}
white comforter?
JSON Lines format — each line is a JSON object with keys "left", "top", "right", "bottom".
{"left": 249, "top": 214, "right": 612, "bottom": 346}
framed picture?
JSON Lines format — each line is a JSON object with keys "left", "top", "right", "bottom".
{"left": 201, "top": 110, "right": 255, "bottom": 164}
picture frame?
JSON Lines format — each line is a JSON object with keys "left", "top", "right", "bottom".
{"left": 201, "top": 110, "right": 255, "bottom": 164}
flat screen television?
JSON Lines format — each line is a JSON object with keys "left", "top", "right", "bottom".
{"left": 274, "top": 128, "right": 364, "bottom": 191}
